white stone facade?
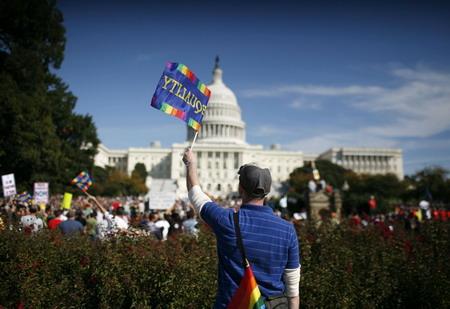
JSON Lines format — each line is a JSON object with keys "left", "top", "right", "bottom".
{"left": 318, "top": 147, "right": 404, "bottom": 180}
{"left": 94, "top": 59, "right": 404, "bottom": 198}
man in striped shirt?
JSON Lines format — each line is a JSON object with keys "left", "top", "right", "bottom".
{"left": 183, "top": 149, "right": 300, "bottom": 308}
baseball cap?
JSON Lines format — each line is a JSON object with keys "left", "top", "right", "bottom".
{"left": 238, "top": 163, "right": 272, "bottom": 197}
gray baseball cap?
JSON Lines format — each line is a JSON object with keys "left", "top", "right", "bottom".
{"left": 238, "top": 163, "right": 272, "bottom": 197}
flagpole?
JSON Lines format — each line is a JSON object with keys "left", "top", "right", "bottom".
{"left": 190, "top": 131, "right": 199, "bottom": 150}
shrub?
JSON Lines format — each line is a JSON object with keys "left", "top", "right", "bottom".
{"left": 0, "top": 224, "right": 217, "bottom": 308}
{"left": 296, "top": 220, "right": 450, "bottom": 308}
{"left": 0, "top": 220, "right": 449, "bottom": 308}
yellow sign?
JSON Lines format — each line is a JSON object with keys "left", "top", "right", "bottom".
{"left": 62, "top": 193, "right": 73, "bottom": 209}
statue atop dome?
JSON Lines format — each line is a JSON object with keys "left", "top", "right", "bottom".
{"left": 215, "top": 55, "right": 220, "bottom": 69}
{"left": 186, "top": 57, "right": 246, "bottom": 144}
{"left": 212, "top": 56, "right": 223, "bottom": 85}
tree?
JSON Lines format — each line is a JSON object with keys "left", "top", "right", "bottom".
{"left": 103, "top": 170, "right": 148, "bottom": 197}
{"left": 88, "top": 166, "right": 148, "bottom": 197}
{"left": 132, "top": 163, "right": 148, "bottom": 181}
{"left": 0, "top": 0, "right": 99, "bottom": 193}
{"left": 343, "top": 172, "right": 405, "bottom": 215}
{"left": 404, "top": 166, "right": 450, "bottom": 204}
{"left": 289, "top": 160, "right": 349, "bottom": 191}
{"left": 287, "top": 160, "right": 349, "bottom": 213}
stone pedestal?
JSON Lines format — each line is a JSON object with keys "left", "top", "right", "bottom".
{"left": 308, "top": 191, "right": 331, "bottom": 221}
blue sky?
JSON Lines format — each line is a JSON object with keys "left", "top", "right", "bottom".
{"left": 55, "top": 0, "right": 450, "bottom": 176}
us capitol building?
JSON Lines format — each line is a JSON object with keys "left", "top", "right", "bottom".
{"left": 95, "top": 59, "right": 404, "bottom": 199}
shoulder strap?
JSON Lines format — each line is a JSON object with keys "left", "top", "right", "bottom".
{"left": 233, "top": 211, "right": 247, "bottom": 268}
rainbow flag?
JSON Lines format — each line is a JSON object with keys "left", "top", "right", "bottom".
{"left": 16, "top": 191, "right": 33, "bottom": 204}
{"left": 71, "top": 171, "right": 93, "bottom": 192}
{"left": 151, "top": 62, "right": 210, "bottom": 131}
{"left": 227, "top": 265, "right": 266, "bottom": 309}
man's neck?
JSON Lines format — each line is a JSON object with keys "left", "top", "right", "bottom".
{"left": 241, "top": 198, "right": 264, "bottom": 206}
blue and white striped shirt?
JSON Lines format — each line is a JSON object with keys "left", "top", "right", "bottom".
{"left": 201, "top": 202, "right": 300, "bottom": 309}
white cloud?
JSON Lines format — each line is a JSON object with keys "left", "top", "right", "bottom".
{"left": 353, "top": 68, "right": 450, "bottom": 137}
{"left": 400, "top": 136, "right": 450, "bottom": 151}
{"left": 392, "top": 66, "right": 450, "bottom": 83}
{"left": 244, "top": 65, "right": 450, "bottom": 139}
{"left": 249, "top": 125, "right": 291, "bottom": 137}
{"left": 242, "top": 84, "right": 382, "bottom": 97}
{"left": 278, "top": 85, "right": 383, "bottom": 96}
{"left": 288, "top": 99, "right": 322, "bottom": 110}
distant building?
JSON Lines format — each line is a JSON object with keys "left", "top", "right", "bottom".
{"left": 95, "top": 59, "right": 404, "bottom": 198}
{"left": 318, "top": 147, "right": 403, "bottom": 180}
{"left": 95, "top": 58, "right": 303, "bottom": 198}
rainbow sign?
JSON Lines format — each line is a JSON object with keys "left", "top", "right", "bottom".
{"left": 16, "top": 191, "right": 33, "bottom": 204}
{"left": 151, "top": 62, "right": 211, "bottom": 131}
{"left": 71, "top": 171, "right": 93, "bottom": 192}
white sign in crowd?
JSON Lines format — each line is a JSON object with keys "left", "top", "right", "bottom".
{"left": 149, "top": 192, "right": 177, "bottom": 210}
{"left": 2, "top": 173, "right": 16, "bottom": 197}
{"left": 34, "top": 182, "right": 49, "bottom": 204}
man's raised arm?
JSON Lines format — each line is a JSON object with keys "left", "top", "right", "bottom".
{"left": 182, "top": 149, "right": 211, "bottom": 215}
{"left": 182, "top": 149, "right": 199, "bottom": 191}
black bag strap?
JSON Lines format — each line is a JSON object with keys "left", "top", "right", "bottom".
{"left": 233, "top": 211, "right": 247, "bottom": 268}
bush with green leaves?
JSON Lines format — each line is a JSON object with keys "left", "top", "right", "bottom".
{"left": 0, "top": 224, "right": 217, "bottom": 308}
{"left": 1, "top": 220, "right": 449, "bottom": 308}
{"left": 297, "top": 220, "right": 450, "bottom": 308}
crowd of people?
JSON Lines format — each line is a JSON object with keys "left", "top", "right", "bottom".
{"left": 0, "top": 194, "right": 200, "bottom": 240}
{"left": 0, "top": 194, "right": 447, "bottom": 239}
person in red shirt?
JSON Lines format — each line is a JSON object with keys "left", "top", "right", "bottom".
{"left": 369, "top": 196, "right": 377, "bottom": 218}
{"left": 48, "top": 210, "right": 64, "bottom": 230}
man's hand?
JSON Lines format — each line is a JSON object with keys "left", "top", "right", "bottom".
{"left": 183, "top": 148, "right": 199, "bottom": 191}
{"left": 183, "top": 149, "right": 196, "bottom": 166}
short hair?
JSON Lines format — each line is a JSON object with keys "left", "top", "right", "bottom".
{"left": 116, "top": 207, "right": 125, "bottom": 216}
{"left": 149, "top": 212, "right": 158, "bottom": 221}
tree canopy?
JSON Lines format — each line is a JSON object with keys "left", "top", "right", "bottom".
{"left": 89, "top": 166, "right": 148, "bottom": 197}
{"left": 288, "top": 159, "right": 450, "bottom": 216}
{"left": 0, "top": 0, "right": 99, "bottom": 194}
{"left": 289, "top": 160, "right": 349, "bottom": 192}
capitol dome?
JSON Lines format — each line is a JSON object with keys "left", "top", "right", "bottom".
{"left": 187, "top": 57, "right": 246, "bottom": 144}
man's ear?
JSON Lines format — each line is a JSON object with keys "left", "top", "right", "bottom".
{"left": 238, "top": 183, "right": 243, "bottom": 197}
